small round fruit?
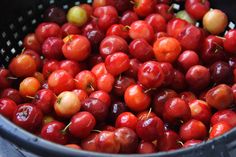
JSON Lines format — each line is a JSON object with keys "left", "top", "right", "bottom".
{"left": 19, "top": 77, "right": 41, "bottom": 97}
{"left": 0, "top": 98, "right": 17, "bottom": 119}
{"left": 115, "top": 112, "right": 138, "bottom": 131}
{"left": 67, "top": 6, "right": 88, "bottom": 27}
{"left": 209, "top": 122, "right": 232, "bottom": 139}
{"left": 137, "top": 141, "right": 156, "bottom": 154}
{"left": 183, "top": 140, "right": 202, "bottom": 148}
{"left": 54, "top": 91, "right": 81, "bottom": 117}
{"left": 211, "top": 110, "right": 236, "bottom": 127}
{"left": 203, "top": 9, "right": 228, "bottom": 35}
{"left": 224, "top": 29, "right": 236, "bottom": 54}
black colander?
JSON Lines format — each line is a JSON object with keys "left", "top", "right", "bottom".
{"left": 1, "top": 0, "right": 236, "bottom": 157}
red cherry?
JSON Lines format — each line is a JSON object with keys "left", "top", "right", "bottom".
{"left": 69, "top": 111, "right": 96, "bottom": 138}
{"left": 61, "top": 23, "right": 81, "bottom": 38}
{"left": 72, "top": 89, "right": 88, "bottom": 102}
{"left": 59, "top": 60, "right": 81, "bottom": 77}
{"left": 95, "top": 131, "right": 120, "bottom": 153}
{"left": 155, "top": 4, "right": 174, "bottom": 21}
{"left": 137, "top": 141, "right": 156, "bottom": 154}
{"left": 109, "top": 101, "right": 127, "bottom": 123}
{"left": 22, "top": 49, "right": 43, "bottom": 70}
{"left": 0, "top": 98, "right": 17, "bottom": 119}
{"left": 180, "top": 119, "right": 207, "bottom": 141}
{"left": 138, "top": 61, "right": 164, "bottom": 88}
{"left": 185, "top": 0, "right": 210, "bottom": 20}
{"left": 145, "top": 13, "right": 167, "bottom": 33}
{"left": 13, "top": 103, "right": 43, "bottom": 131}
{"left": 170, "top": 69, "right": 187, "bottom": 91}
{"left": 177, "top": 50, "right": 200, "bottom": 71}
{"left": 115, "top": 112, "right": 138, "bottom": 131}
{"left": 211, "top": 110, "right": 236, "bottom": 127}
{"left": 133, "top": 0, "right": 156, "bottom": 17}
{"left": 120, "top": 11, "right": 139, "bottom": 26}
{"left": 40, "top": 121, "right": 68, "bottom": 144}
{"left": 42, "top": 37, "right": 64, "bottom": 59}
{"left": 48, "top": 70, "right": 75, "bottom": 95}
{"left": 113, "top": 76, "right": 135, "bottom": 97}
{"left": 160, "top": 62, "right": 174, "bottom": 86}
{"left": 75, "top": 70, "right": 97, "bottom": 94}
{"left": 91, "top": 63, "right": 108, "bottom": 78}
{"left": 167, "top": 18, "right": 188, "bottom": 38}
{"left": 183, "top": 140, "right": 202, "bottom": 148}
{"left": 179, "top": 91, "right": 197, "bottom": 104}
{"left": 209, "top": 122, "right": 232, "bottom": 139}
{"left": 90, "top": 90, "right": 111, "bottom": 107}
{"left": 129, "top": 20, "right": 154, "bottom": 43}
{"left": 124, "top": 58, "right": 141, "bottom": 79}
{"left": 124, "top": 84, "right": 151, "bottom": 112}
{"left": 35, "top": 22, "right": 61, "bottom": 43}
{"left": 136, "top": 116, "right": 164, "bottom": 141}
{"left": 23, "top": 33, "right": 41, "bottom": 53}
{"left": 158, "top": 130, "right": 182, "bottom": 151}
{"left": 106, "top": 24, "right": 129, "bottom": 40}
{"left": 97, "top": 73, "right": 115, "bottom": 92}
{"left": 81, "top": 133, "right": 99, "bottom": 152}
{"left": 0, "top": 88, "right": 23, "bottom": 104}
{"left": 105, "top": 52, "right": 130, "bottom": 76}
{"left": 62, "top": 35, "right": 91, "bottom": 61}
{"left": 224, "top": 29, "right": 236, "bottom": 54}
{"left": 0, "top": 68, "right": 14, "bottom": 89}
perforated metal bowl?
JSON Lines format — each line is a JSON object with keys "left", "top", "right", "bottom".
{"left": 1, "top": 0, "right": 236, "bottom": 157}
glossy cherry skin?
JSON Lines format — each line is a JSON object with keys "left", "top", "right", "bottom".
{"left": 158, "top": 130, "right": 182, "bottom": 151}
{"left": 124, "top": 84, "right": 151, "bottom": 112}
{"left": 40, "top": 121, "right": 68, "bottom": 144}
{"left": 224, "top": 29, "right": 236, "bottom": 54}
{"left": 124, "top": 59, "right": 141, "bottom": 79}
{"left": 99, "top": 35, "right": 129, "bottom": 58}
{"left": 48, "top": 70, "right": 75, "bottom": 95}
{"left": 129, "top": 39, "right": 154, "bottom": 62}
{"left": 185, "top": 0, "right": 210, "bottom": 20}
{"left": 189, "top": 100, "right": 212, "bottom": 124}
{"left": 88, "top": 54, "right": 104, "bottom": 69}
{"left": 183, "top": 140, "right": 202, "bottom": 148}
{"left": 209, "top": 122, "right": 232, "bottom": 139}
{"left": 97, "top": 73, "right": 115, "bottom": 92}
{"left": 179, "top": 91, "right": 197, "bottom": 104}
{"left": 153, "top": 89, "right": 178, "bottom": 117}
{"left": 35, "top": 22, "right": 61, "bottom": 43}
{"left": 201, "top": 35, "right": 226, "bottom": 64}
{"left": 90, "top": 90, "right": 110, "bottom": 107}
{"left": 114, "top": 127, "right": 139, "bottom": 154}
{"left": 72, "top": 89, "right": 88, "bottom": 102}
{"left": 185, "top": 65, "right": 210, "bottom": 91}
{"left": 155, "top": 4, "right": 174, "bottom": 21}
{"left": 206, "top": 84, "right": 234, "bottom": 110}
{"left": 136, "top": 116, "right": 164, "bottom": 141}
{"left": 95, "top": 131, "right": 120, "bottom": 153}
{"left": 105, "top": 52, "right": 130, "bottom": 76}
{"left": 91, "top": 63, "right": 108, "bottom": 78}
{"left": 81, "top": 133, "right": 99, "bottom": 152}
{"left": 69, "top": 111, "right": 96, "bottom": 138}
{"left": 180, "top": 119, "right": 207, "bottom": 141}
{"left": 61, "top": 23, "right": 81, "bottom": 38}
{"left": 167, "top": 18, "right": 188, "bottom": 38}
{"left": 153, "top": 37, "right": 182, "bottom": 63}
{"left": 9, "top": 54, "right": 37, "bottom": 77}
{"left": 44, "top": 6, "right": 66, "bottom": 25}
{"left": 177, "top": 25, "right": 203, "bottom": 51}
{"left": 84, "top": 29, "right": 105, "bottom": 50}
{"left": 133, "top": 0, "right": 156, "bottom": 17}
{"left": 211, "top": 110, "right": 236, "bottom": 127}
{"left": 170, "top": 69, "right": 187, "bottom": 91}
{"left": 81, "top": 98, "right": 108, "bottom": 122}
{"left": 0, "top": 68, "right": 13, "bottom": 89}
{"left": 159, "top": 62, "right": 174, "bottom": 87}
{"left": 23, "top": 33, "right": 41, "bottom": 53}
{"left": 137, "top": 111, "right": 156, "bottom": 120}
{"left": 129, "top": 20, "right": 154, "bottom": 43}
{"left": 19, "top": 77, "right": 41, "bottom": 97}
{"left": 75, "top": 70, "right": 97, "bottom": 94}
{"left": 120, "top": 11, "right": 139, "bottom": 26}
{"left": 42, "top": 60, "right": 60, "bottom": 79}
{"left": 145, "top": 13, "right": 167, "bottom": 33}
{"left": 106, "top": 24, "right": 129, "bottom": 40}
{"left": 113, "top": 76, "right": 135, "bottom": 97}
{"left": 62, "top": 35, "right": 91, "bottom": 61}
{"left": 22, "top": 49, "right": 43, "bottom": 70}
{"left": 232, "top": 84, "right": 236, "bottom": 103}
{"left": 210, "top": 61, "right": 233, "bottom": 85}
{"left": 13, "top": 103, "right": 43, "bottom": 132}
{"left": 0, "top": 98, "right": 17, "bottom": 119}
{"left": 178, "top": 50, "right": 199, "bottom": 71}
{"left": 115, "top": 112, "right": 138, "bottom": 131}
{"left": 108, "top": 101, "right": 127, "bottom": 123}
{"left": 42, "top": 37, "right": 64, "bottom": 59}
{"left": 33, "top": 89, "right": 56, "bottom": 114}
{"left": 163, "top": 98, "right": 191, "bottom": 124}
{"left": 137, "top": 141, "right": 156, "bottom": 154}
{"left": 138, "top": 61, "right": 164, "bottom": 88}
{"left": 0, "top": 88, "right": 23, "bottom": 104}
{"left": 59, "top": 60, "right": 81, "bottom": 77}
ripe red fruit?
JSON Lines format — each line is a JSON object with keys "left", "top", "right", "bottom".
{"left": 224, "top": 29, "right": 236, "bottom": 54}
{"left": 209, "top": 122, "right": 232, "bottom": 139}
{"left": 106, "top": 24, "right": 129, "bottom": 40}
{"left": 0, "top": 98, "right": 17, "bottom": 119}
{"left": 62, "top": 35, "right": 91, "bottom": 61}
{"left": 211, "top": 110, "right": 236, "bottom": 127}
{"left": 167, "top": 18, "right": 188, "bottom": 38}
{"left": 42, "top": 60, "right": 60, "bottom": 78}
{"left": 97, "top": 73, "right": 115, "bottom": 92}
{"left": 185, "top": 0, "right": 210, "bottom": 20}
{"left": 48, "top": 70, "right": 75, "bottom": 95}
{"left": 177, "top": 50, "right": 200, "bottom": 71}
{"left": 158, "top": 130, "right": 182, "bottom": 151}
{"left": 91, "top": 63, "right": 108, "bottom": 78}
{"left": 153, "top": 37, "right": 182, "bottom": 63}
{"left": 180, "top": 119, "right": 207, "bottom": 141}
{"left": 138, "top": 61, "right": 164, "bottom": 88}
{"left": 40, "top": 121, "right": 68, "bottom": 144}
{"left": 61, "top": 23, "right": 81, "bottom": 38}
{"left": 59, "top": 60, "right": 81, "bottom": 77}
{"left": 19, "top": 77, "right": 41, "bottom": 97}
{"left": 0, "top": 88, "right": 23, "bottom": 104}
{"left": 183, "top": 140, "right": 202, "bottom": 148}
{"left": 13, "top": 103, "right": 43, "bottom": 131}
{"left": 22, "top": 49, "right": 43, "bottom": 70}
{"left": 133, "top": 0, "right": 156, "bottom": 17}
{"left": 136, "top": 116, "right": 164, "bottom": 141}
{"left": 124, "top": 84, "right": 151, "bottom": 112}
{"left": 145, "top": 13, "right": 167, "bottom": 33}
{"left": 23, "top": 33, "right": 41, "bottom": 53}
{"left": 155, "top": 4, "right": 174, "bottom": 21}
{"left": 105, "top": 52, "right": 130, "bottom": 76}
{"left": 115, "top": 112, "right": 138, "bottom": 131}
{"left": 137, "top": 141, "right": 156, "bottom": 154}
{"left": 113, "top": 76, "right": 135, "bottom": 96}
{"left": 120, "top": 11, "right": 139, "bottom": 26}
{"left": 90, "top": 90, "right": 111, "bottom": 107}
{"left": 81, "top": 133, "right": 98, "bottom": 152}
{"left": 0, "top": 68, "right": 13, "bottom": 89}
{"left": 42, "top": 37, "right": 64, "bottom": 59}
{"left": 69, "top": 111, "right": 96, "bottom": 138}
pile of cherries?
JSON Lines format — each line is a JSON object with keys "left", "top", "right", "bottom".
{"left": 1, "top": 0, "right": 236, "bottom": 154}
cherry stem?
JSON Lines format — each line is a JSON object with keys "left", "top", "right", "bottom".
{"left": 7, "top": 76, "right": 18, "bottom": 80}
{"left": 92, "top": 129, "right": 101, "bottom": 133}
{"left": 118, "top": 74, "right": 122, "bottom": 81}
{"left": 177, "top": 141, "right": 184, "bottom": 146}
{"left": 26, "top": 96, "right": 35, "bottom": 100}
{"left": 215, "top": 36, "right": 226, "bottom": 40}
{"left": 89, "top": 84, "right": 95, "bottom": 92}
{"left": 144, "top": 88, "right": 156, "bottom": 94}
{"left": 61, "top": 122, "right": 71, "bottom": 134}
{"left": 90, "top": 15, "right": 97, "bottom": 20}
{"left": 130, "top": 0, "right": 138, "bottom": 7}
{"left": 68, "top": 34, "right": 73, "bottom": 42}
{"left": 122, "top": 25, "right": 131, "bottom": 31}
{"left": 168, "top": 4, "right": 174, "bottom": 13}
{"left": 21, "top": 47, "right": 26, "bottom": 53}
{"left": 201, "top": 0, "right": 205, "bottom": 4}
{"left": 146, "top": 108, "right": 152, "bottom": 120}
{"left": 74, "top": 79, "right": 79, "bottom": 82}
{"left": 57, "top": 97, "right": 62, "bottom": 104}
{"left": 212, "top": 42, "right": 223, "bottom": 50}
